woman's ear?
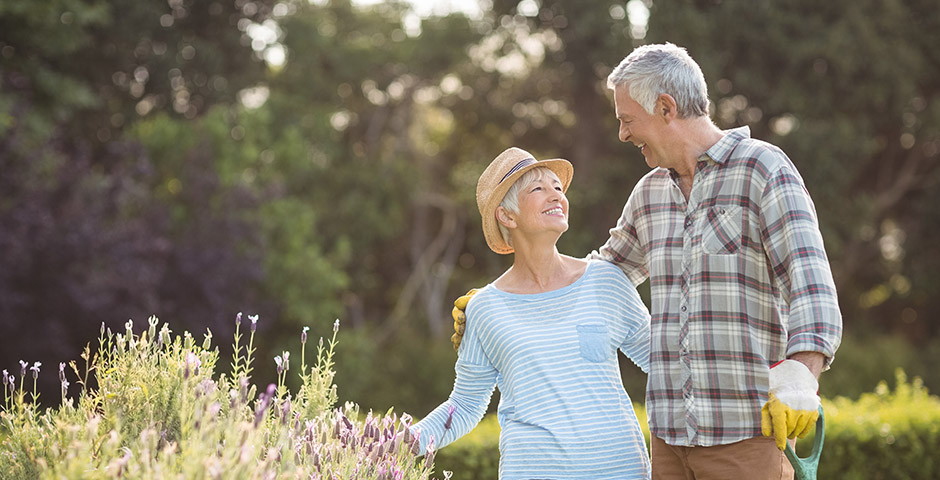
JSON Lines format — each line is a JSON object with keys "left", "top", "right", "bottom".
{"left": 496, "top": 206, "right": 516, "bottom": 229}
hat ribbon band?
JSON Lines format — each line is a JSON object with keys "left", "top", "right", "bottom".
{"left": 499, "top": 157, "right": 536, "bottom": 184}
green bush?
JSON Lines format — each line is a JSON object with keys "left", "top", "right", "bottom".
{"left": 819, "top": 332, "right": 940, "bottom": 400}
{"left": 5, "top": 315, "right": 935, "bottom": 480}
{"left": 806, "top": 370, "right": 940, "bottom": 479}
{"left": 0, "top": 316, "right": 441, "bottom": 479}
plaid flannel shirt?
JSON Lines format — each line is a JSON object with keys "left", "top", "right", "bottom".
{"left": 597, "top": 126, "right": 842, "bottom": 447}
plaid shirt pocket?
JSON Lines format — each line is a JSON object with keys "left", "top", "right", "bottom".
{"left": 702, "top": 205, "right": 742, "bottom": 254}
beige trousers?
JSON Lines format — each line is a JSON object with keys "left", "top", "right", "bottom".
{"left": 651, "top": 435, "right": 795, "bottom": 480}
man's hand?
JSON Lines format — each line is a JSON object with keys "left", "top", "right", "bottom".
{"left": 761, "top": 359, "right": 820, "bottom": 450}
{"left": 450, "top": 289, "right": 479, "bottom": 351}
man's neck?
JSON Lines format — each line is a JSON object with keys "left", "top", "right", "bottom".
{"left": 670, "top": 117, "right": 724, "bottom": 181}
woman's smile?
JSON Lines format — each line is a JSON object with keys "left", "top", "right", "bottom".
{"left": 542, "top": 206, "right": 564, "bottom": 216}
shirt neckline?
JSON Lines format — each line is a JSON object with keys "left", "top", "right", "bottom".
{"left": 705, "top": 126, "right": 751, "bottom": 164}
{"left": 487, "top": 259, "right": 596, "bottom": 300}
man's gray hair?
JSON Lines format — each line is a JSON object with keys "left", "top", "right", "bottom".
{"left": 607, "top": 43, "right": 709, "bottom": 119}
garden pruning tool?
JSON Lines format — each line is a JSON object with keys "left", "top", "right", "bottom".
{"left": 784, "top": 406, "right": 825, "bottom": 480}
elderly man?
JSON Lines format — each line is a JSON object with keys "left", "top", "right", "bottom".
{"left": 453, "top": 43, "right": 842, "bottom": 480}
{"left": 597, "top": 42, "right": 842, "bottom": 479}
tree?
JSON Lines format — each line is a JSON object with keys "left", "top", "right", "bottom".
{"left": 0, "top": 0, "right": 276, "bottom": 399}
{"left": 645, "top": 0, "right": 940, "bottom": 339}
{"left": 259, "top": 0, "right": 486, "bottom": 337}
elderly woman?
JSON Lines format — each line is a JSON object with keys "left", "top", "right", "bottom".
{"left": 409, "top": 147, "right": 652, "bottom": 479}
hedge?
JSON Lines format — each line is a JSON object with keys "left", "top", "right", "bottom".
{"left": 433, "top": 370, "right": 939, "bottom": 480}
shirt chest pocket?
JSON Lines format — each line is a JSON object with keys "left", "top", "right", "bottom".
{"left": 576, "top": 323, "right": 610, "bottom": 362}
{"left": 701, "top": 205, "right": 743, "bottom": 255}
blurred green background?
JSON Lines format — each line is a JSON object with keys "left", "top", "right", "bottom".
{"left": 2, "top": 0, "right": 938, "bottom": 422}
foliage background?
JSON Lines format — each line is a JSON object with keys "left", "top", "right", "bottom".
{"left": 2, "top": 0, "right": 938, "bottom": 432}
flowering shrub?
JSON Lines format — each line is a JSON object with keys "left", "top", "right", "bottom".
{"left": 0, "top": 315, "right": 447, "bottom": 480}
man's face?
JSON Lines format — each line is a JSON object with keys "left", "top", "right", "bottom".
{"left": 613, "top": 84, "right": 665, "bottom": 170}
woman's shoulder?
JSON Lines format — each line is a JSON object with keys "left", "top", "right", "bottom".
{"left": 464, "top": 283, "right": 502, "bottom": 312}
{"left": 563, "top": 255, "right": 589, "bottom": 279}
{"left": 583, "top": 260, "right": 644, "bottom": 299}
{"left": 585, "top": 258, "right": 630, "bottom": 280}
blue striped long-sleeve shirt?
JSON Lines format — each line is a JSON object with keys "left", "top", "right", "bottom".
{"left": 412, "top": 260, "right": 652, "bottom": 479}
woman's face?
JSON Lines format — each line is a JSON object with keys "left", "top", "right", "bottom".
{"left": 512, "top": 171, "right": 569, "bottom": 236}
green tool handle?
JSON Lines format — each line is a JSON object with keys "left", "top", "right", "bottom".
{"left": 784, "top": 406, "right": 825, "bottom": 480}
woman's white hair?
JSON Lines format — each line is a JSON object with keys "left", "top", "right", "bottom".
{"left": 607, "top": 43, "right": 709, "bottom": 119}
{"left": 496, "top": 167, "right": 556, "bottom": 248}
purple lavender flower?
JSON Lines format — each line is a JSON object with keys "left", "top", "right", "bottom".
{"left": 280, "top": 397, "right": 291, "bottom": 424}
{"left": 236, "top": 311, "right": 243, "bottom": 327}
{"left": 333, "top": 319, "right": 340, "bottom": 332}
{"left": 375, "top": 441, "right": 386, "bottom": 459}
{"left": 59, "top": 363, "right": 66, "bottom": 383}
{"left": 19, "top": 360, "right": 27, "bottom": 378}
{"left": 425, "top": 436, "right": 436, "bottom": 466}
{"left": 301, "top": 326, "right": 310, "bottom": 344}
{"left": 274, "top": 355, "right": 284, "bottom": 375}
{"left": 30, "top": 362, "right": 41, "bottom": 380}
{"left": 208, "top": 402, "right": 222, "bottom": 418}
{"left": 444, "top": 404, "right": 456, "bottom": 430}
{"left": 184, "top": 352, "right": 201, "bottom": 379}
{"left": 248, "top": 314, "right": 259, "bottom": 333}
{"left": 254, "top": 383, "right": 277, "bottom": 427}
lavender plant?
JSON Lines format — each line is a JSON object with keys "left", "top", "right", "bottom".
{"left": 0, "top": 315, "right": 446, "bottom": 479}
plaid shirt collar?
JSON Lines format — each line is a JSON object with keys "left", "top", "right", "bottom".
{"left": 667, "top": 126, "right": 751, "bottom": 182}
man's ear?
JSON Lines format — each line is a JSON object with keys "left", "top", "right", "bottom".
{"left": 496, "top": 206, "right": 516, "bottom": 229}
{"left": 658, "top": 93, "right": 678, "bottom": 121}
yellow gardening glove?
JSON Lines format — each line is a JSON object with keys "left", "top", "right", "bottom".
{"left": 450, "top": 288, "right": 479, "bottom": 351}
{"left": 761, "top": 359, "right": 820, "bottom": 450}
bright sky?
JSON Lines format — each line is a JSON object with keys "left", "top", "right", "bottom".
{"left": 251, "top": 1, "right": 649, "bottom": 69}
{"left": 246, "top": 1, "right": 485, "bottom": 79}
{"left": 352, "top": 0, "right": 485, "bottom": 19}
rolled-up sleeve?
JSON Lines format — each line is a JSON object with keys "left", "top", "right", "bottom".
{"left": 759, "top": 165, "right": 843, "bottom": 365}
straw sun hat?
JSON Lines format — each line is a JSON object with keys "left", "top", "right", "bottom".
{"left": 476, "top": 147, "right": 573, "bottom": 254}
